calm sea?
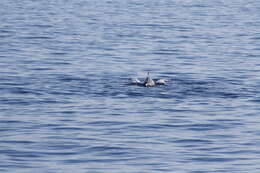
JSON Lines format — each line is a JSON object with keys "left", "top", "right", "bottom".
{"left": 1, "top": 0, "right": 260, "bottom": 172}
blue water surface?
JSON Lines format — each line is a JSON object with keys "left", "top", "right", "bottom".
{"left": 1, "top": 0, "right": 260, "bottom": 172}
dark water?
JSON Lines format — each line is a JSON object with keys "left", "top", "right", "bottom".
{"left": 1, "top": 0, "right": 260, "bottom": 172}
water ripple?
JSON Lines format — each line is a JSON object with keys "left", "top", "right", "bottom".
{"left": 1, "top": 0, "right": 260, "bottom": 172}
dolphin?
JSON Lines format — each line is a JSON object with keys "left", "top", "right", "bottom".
{"left": 130, "top": 72, "right": 166, "bottom": 87}
{"left": 144, "top": 72, "right": 155, "bottom": 87}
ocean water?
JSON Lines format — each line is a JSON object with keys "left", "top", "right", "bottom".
{"left": 1, "top": 0, "right": 260, "bottom": 172}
